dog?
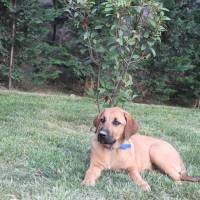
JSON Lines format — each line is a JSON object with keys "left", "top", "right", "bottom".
{"left": 82, "top": 107, "right": 200, "bottom": 191}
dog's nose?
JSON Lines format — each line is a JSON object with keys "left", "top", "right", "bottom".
{"left": 98, "top": 129, "right": 116, "bottom": 145}
{"left": 99, "top": 130, "right": 107, "bottom": 138}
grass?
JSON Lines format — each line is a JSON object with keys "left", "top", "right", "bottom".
{"left": 0, "top": 90, "right": 200, "bottom": 200}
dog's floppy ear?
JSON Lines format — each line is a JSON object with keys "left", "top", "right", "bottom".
{"left": 93, "top": 111, "right": 104, "bottom": 133}
{"left": 124, "top": 111, "right": 138, "bottom": 139}
{"left": 93, "top": 114, "right": 100, "bottom": 128}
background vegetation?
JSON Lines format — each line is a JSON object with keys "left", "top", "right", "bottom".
{"left": 0, "top": 0, "right": 200, "bottom": 107}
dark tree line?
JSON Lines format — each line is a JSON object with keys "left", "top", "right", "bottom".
{"left": 0, "top": 0, "right": 199, "bottom": 107}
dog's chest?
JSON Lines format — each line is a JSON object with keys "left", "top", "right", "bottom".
{"left": 106, "top": 149, "right": 134, "bottom": 170}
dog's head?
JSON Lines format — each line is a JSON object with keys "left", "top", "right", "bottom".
{"left": 93, "top": 107, "right": 138, "bottom": 146}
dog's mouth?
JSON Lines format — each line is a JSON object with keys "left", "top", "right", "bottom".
{"left": 98, "top": 137, "right": 116, "bottom": 145}
{"left": 97, "top": 130, "right": 116, "bottom": 145}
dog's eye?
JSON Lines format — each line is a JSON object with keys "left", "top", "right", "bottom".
{"left": 113, "top": 119, "right": 121, "bottom": 126}
{"left": 100, "top": 117, "right": 105, "bottom": 123}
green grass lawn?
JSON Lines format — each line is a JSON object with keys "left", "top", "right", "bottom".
{"left": 0, "top": 90, "right": 200, "bottom": 200}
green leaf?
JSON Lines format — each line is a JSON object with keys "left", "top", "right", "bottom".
{"left": 116, "top": 38, "right": 123, "bottom": 46}
{"left": 99, "top": 88, "right": 106, "bottom": 93}
{"left": 132, "top": 54, "right": 140, "bottom": 59}
{"left": 159, "top": 26, "right": 166, "bottom": 31}
{"left": 160, "top": 7, "right": 169, "bottom": 12}
{"left": 91, "top": 8, "right": 97, "bottom": 14}
{"left": 105, "top": 7, "right": 113, "bottom": 12}
{"left": 83, "top": 32, "right": 89, "bottom": 40}
{"left": 127, "top": 38, "right": 135, "bottom": 45}
{"left": 95, "top": 25, "right": 103, "bottom": 29}
{"left": 141, "top": 44, "right": 146, "bottom": 51}
{"left": 111, "top": 24, "right": 116, "bottom": 30}
{"left": 96, "top": 46, "right": 106, "bottom": 53}
{"left": 132, "top": 94, "right": 138, "bottom": 99}
{"left": 134, "top": 6, "right": 142, "bottom": 13}
{"left": 149, "top": 20, "right": 156, "bottom": 28}
{"left": 164, "top": 16, "right": 171, "bottom": 21}
{"left": 150, "top": 47, "right": 156, "bottom": 57}
{"left": 144, "top": 32, "right": 149, "bottom": 38}
{"left": 118, "top": 30, "right": 123, "bottom": 37}
{"left": 147, "top": 41, "right": 154, "bottom": 47}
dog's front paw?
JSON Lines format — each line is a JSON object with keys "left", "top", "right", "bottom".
{"left": 81, "top": 178, "right": 96, "bottom": 186}
{"left": 141, "top": 182, "right": 151, "bottom": 192}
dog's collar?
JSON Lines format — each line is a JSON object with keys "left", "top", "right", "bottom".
{"left": 101, "top": 140, "right": 132, "bottom": 150}
{"left": 103, "top": 143, "right": 132, "bottom": 150}
{"left": 119, "top": 143, "right": 132, "bottom": 150}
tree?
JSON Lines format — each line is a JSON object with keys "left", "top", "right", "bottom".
{"left": 72, "top": 0, "right": 168, "bottom": 110}
{"left": 8, "top": 0, "right": 17, "bottom": 90}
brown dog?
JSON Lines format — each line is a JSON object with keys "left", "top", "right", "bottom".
{"left": 82, "top": 107, "right": 200, "bottom": 191}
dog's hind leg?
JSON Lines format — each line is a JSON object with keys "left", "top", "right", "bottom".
{"left": 149, "top": 143, "right": 186, "bottom": 182}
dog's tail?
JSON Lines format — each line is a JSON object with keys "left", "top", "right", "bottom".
{"left": 180, "top": 174, "right": 200, "bottom": 182}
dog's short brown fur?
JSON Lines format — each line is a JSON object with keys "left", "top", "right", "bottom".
{"left": 82, "top": 107, "right": 200, "bottom": 191}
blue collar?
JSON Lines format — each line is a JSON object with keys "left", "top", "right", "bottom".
{"left": 119, "top": 143, "right": 132, "bottom": 150}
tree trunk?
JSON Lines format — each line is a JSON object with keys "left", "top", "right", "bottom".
{"left": 52, "top": 0, "right": 57, "bottom": 41}
{"left": 52, "top": 23, "right": 57, "bottom": 41}
{"left": 8, "top": 0, "right": 17, "bottom": 90}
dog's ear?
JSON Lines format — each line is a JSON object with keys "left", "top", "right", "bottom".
{"left": 93, "top": 114, "right": 100, "bottom": 128}
{"left": 93, "top": 111, "right": 104, "bottom": 133}
{"left": 124, "top": 111, "right": 138, "bottom": 139}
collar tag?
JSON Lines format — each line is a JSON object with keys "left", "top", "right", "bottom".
{"left": 119, "top": 143, "right": 132, "bottom": 150}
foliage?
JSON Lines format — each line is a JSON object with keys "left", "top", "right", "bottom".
{"left": 0, "top": 0, "right": 199, "bottom": 107}
{"left": 72, "top": 0, "right": 167, "bottom": 109}
{"left": 136, "top": 0, "right": 200, "bottom": 106}
{"left": 0, "top": 0, "right": 92, "bottom": 86}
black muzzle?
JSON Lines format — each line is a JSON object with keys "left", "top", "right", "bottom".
{"left": 98, "top": 128, "right": 116, "bottom": 145}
